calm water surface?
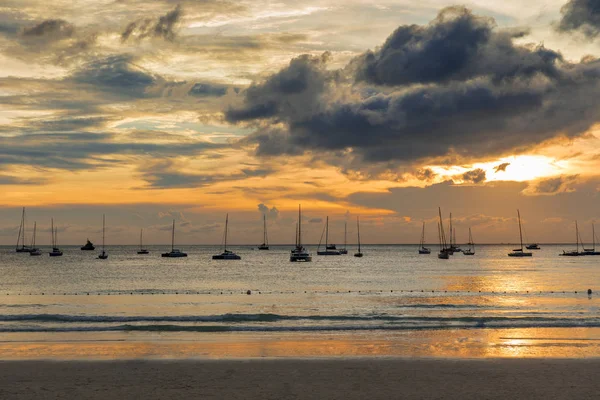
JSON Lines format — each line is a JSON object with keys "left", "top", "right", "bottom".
{"left": 0, "top": 244, "right": 598, "bottom": 358}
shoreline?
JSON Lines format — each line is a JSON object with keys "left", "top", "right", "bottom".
{"left": 1, "top": 358, "right": 598, "bottom": 399}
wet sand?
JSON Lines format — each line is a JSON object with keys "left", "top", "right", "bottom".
{"left": 0, "top": 358, "right": 598, "bottom": 399}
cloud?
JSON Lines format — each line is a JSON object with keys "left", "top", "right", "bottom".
{"left": 188, "top": 83, "right": 228, "bottom": 97}
{"left": 121, "top": 5, "right": 182, "bottom": 42}
{"left": 557, "top": 0, "right": 600, "bottom": 38}
{"left": 353, "top": 6, "right": 561, "bottom": 86}
{"left": 494, "top": 162, "right": 510, "bottom": 173}
{"left": 22, "top": 19, "right": 75, "bottom": 40}
{"left": 71, "top": 55, "right": 158, "bottom": 98}
{"left": 231, "top": 6, "right": 600, "bottom": 175}
{"left": 257, "top": 203, "right": 279, "bottom": 219}
{"left": 309, "top": 217, "right": 323, "bottom": 223}
{"left": 523, "top": 175, "right": 579, "bottom": 196}
{"left": 461, "top": 168, "right": 486, "bottom": 184}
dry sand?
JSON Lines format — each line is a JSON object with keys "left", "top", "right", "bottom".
{"left": 0, "top": 358, "right": 598, "bottom": 399}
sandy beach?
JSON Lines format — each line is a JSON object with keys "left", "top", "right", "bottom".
{"left": 0, "top": 358, "right": 598, "bottom": 399}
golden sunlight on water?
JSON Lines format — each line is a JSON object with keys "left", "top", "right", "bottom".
{"left": 1, "top": 328, "right": 599, "bottom": 359}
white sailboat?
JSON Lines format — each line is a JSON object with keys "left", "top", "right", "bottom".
{"left": 290, "top": 205, "right": 311, "bottom": 262}
{"left": 508, "top": 210, "right": 532, "bottom": 257}
{"left": 462, "top": 227, "right": 475, "bottom": 255}
{"left": 581, "top": 224, "right": 600, "bottom": 255}
{"left": 437, "top": 207, "right": 449, "bottom": 259}
{"left": 561, "top": 221, "right": 581, "bottom": 257}
{"left": 137, "top": 229, "right": 149, "bottom": 254}
{"left": 213, "top": 214, "right": 241, "bottom": 260}
{"left": 98, "top": 214, "right": 108, "bottom": 259}
{"left": 339, "top": 222, "right": 348, "bottom": 254}
{"left": 317, "top": 216, "right": 341, "bottom": 255}
{"left": 258, "top": 214, "right": 269, "bottom": 250}
{"left": 29, "top": 221, "right": 42, "bottom": 256}
{"left": 15, "top": 207, "right": 32, "bottom": 253}
{"left": 418, "top": 221, "right": 431, "bottom": 254}
{"left": 162, "top": 220, "right": 187, "bottom": 257}
{"left": 354, "top": 216, "right": 363, "bottom": 257}
{"left": 49, "top": 218, "right": 63, "bottom": 257}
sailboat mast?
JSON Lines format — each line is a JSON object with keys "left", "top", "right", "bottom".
{"left": 593, "top": 224, "right": 596, "bottom": 252}
{"left": 171, "top": 220, "right": 175, "bottom": 251}
{"left": 102, "top": 214, "right": 105, "bottom": 251}
{"left": 449, "top": 213, "right": 453, "bottom": 247}
{"left": 517, "top": 210, "right": 523, "bottom": 250}
{"left": 420, "top": 222, "right": 425, "bottom": 247}
{"left": 438, "top": 208, "right": 447, "bottom": 249}
{"left": 298, "top": 205, "right": 302, "bottom": 247}
{"left": 22, "top": 208, "right": 26, "bottom": 248}
{"left": 575, "top": 221, "right": 579, "bottom": 253}
{"left": 225, "top": 214, "right": 229, "bottom": 251}
{"left": 344, "top": 221, "right": 347, "bottom": 248}
{"left": 325, "top": 216, "right": 329, "bottom": 248}
{"left": 51, "top": 218, "right": 55, "bottom": 248}
{"left": 263, "top": 214, "right": 267, "bottom": 245}
{"left": 140, "top": 229, "right": 143, "bottom": 250}
{"left": 32, "top": 222, "right": 36, "bottom": 248}
{"left": 357, "top": 216, "right": 361, "bottom": 252}
{"left": 16, "top": 208, "right": 23, "bottom": 249}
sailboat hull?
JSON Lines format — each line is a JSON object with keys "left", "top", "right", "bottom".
{"left": 354, "top": 252, "right": 363, "bottom": 258}
{"left": 49, "top": 251, "right": 63, "bottom": 257}
{"left": 317, "top": 250, "right": 342, "bottom": 255}
{"left": 258, "top": 245, "right": 269, "bottom": 250}
{"left": 137, "top": 250, "right": 149, "bottom": 254}
{"left": 438, "top": 252, "right": 450, "bottom": 259}
{"left": 212, "top": 253, "right": 241, "bottom": 260}
{"left": 508, "top": 252, "right": 532, "bottom": 257}
{"left": 419, "top": 247, "right": 431, "bottom": 254}
{"left": 29, "top": 249, "right": 42, "bottom": 256}
{"left": 162, "top": 252, "right": 187, "bottom": 257}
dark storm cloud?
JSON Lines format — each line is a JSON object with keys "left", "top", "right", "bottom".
{"left": 22, "top": 19, "right": 75, "bottom": 39}
{"left": 230, "top": 6, "right": 600, "bottom": 171}
{"left": 121, "top": 5, "right": 182, "bottom": 42}
{"left": 0, "top": 175, "right": 44, "bottom": 186}
{"left": 494, "top": 162, "right": 510, "bottom": 173}
{"left": 225, "top": 53, "right": 332, "bottom": 123}
{"left": 461, "top": 168, "right": 486, "bottom": 183}
{"left": 71, "top": 55, "right": 158, "bottom": 98}
{"left": 557, "top": 0, "right": 600, "bottom": 38}
{"left": 353, "top": 6, "right": 562, "bottom": 86}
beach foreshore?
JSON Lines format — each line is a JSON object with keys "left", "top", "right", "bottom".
{"left": 0, "top": 358, "right": 598, "bottom": 399}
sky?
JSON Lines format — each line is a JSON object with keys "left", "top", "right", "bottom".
{"left": 1, "top": 0, "right": 600, "bottom": 245}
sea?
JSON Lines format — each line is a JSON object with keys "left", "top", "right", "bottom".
{"left": 0, "top": 244, "right": 598, "bottom": 359}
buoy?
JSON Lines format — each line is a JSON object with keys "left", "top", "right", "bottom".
{"left": 588, "top": 289, "right": 592, "bottom": 295}
{"left": 246, "top": 290, "right": 251, "bottom": 295}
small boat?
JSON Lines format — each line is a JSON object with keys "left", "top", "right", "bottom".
{"left": 560, "top": 221, "right": 581, "bottom": 256}
{"left": 290, "top": 205, "right": 312, "bottom": 262}
{"left": 317, "top": 217, "right": 341, "bottom": 255}
{"left": 137, "top": 229, "right": 149, "bottom": 254}
{"left": 29, "top": 221, "right": 42, "bottom": 256}
{"left": 257, "top": 214, "right": 269, "bottom": 250}
{"left": 98, "top": 214, "right": 108, "bottom": 259}
{"left": 339, "top": 222, "right": 348, "bottom": 254}
{"left": 508, "top": 210, "right": 532, "bottom": 257}
{"left": 354, "top": 216, "right": 363, "bottom": 257}
{"left": 526, "top": 244, "right": 540, "bottom": 250}
{"left": 437, "top": 208, "right": 450, "bottom": 259}
{"left": 15, "top": 207, "right": 32, "bottom": 253}
{"left": 462, "top": 227, "right": 475, "bottom": 255}
{"left": 418, "top": 221, "right": 431, "bottom": 254}
{"left": 580, "top": 224, "right": 600, "bottom": 255}
{"left": 81, "top": 239, "right": 95, "bottom": 251}
{"left": 162, "top": 220, "right": 187, "bottom": 257}
{"left": 213, "top": 214, "right": 241, "bottom": 260}
{"left": 49, "top": 218, "right": 63, "bottom": 257}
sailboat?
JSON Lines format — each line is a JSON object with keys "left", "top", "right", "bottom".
{"left": 15, "top": 207, "right": 32, "bottom": 253}
{"left": 418, "top": 221, "right": 431, "bottom": 254}
{"left": 437, "top": 208, "right": 449, "bottom": 259}
{"left": 290, "top": 205, "right": 311, "bottom": 262}
{"left": 561, "top": 221, "right": 581, "bottom": 256}
{"left": 317, "top": 217, "right": 341, "bottom": 255}
{"left": 29, "top": 222, "right": 42, "bottom": 256}
{"left": 524, "top": 225, "right": 540, "bottom": 249}
{"left": 161, "top": 220, "right": 187, "bottom": 257}
{"left": 339, "top": 222, "right": 348, "bottom": 254}
{"left": 258, "top": 214, "right": 269, "bottom": 250}
{"left": 354, "top": 216, "right": 363, "bottom": 257}
{"left": 462, "top": 227, "right": 475, "bottom": 255}
{"left": 449, "top": 214, "right": 461, "bottom": 253}
{"left": 212, "top": 214, "right": 241, "bottom": 260}
{"left": 137, "top": 229, "right": 149, "bottom": 254}
{"left": 580, "top": 224, "right": 600, "bottom": 256}
{"left": 508, "top": 210, "right": 532, "bottom": 257}
{"left": 98, "top": 214, "right": 108, "bottom": 259}
{"left": 49, "top": 218, "right": 63, "bottom": 256}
